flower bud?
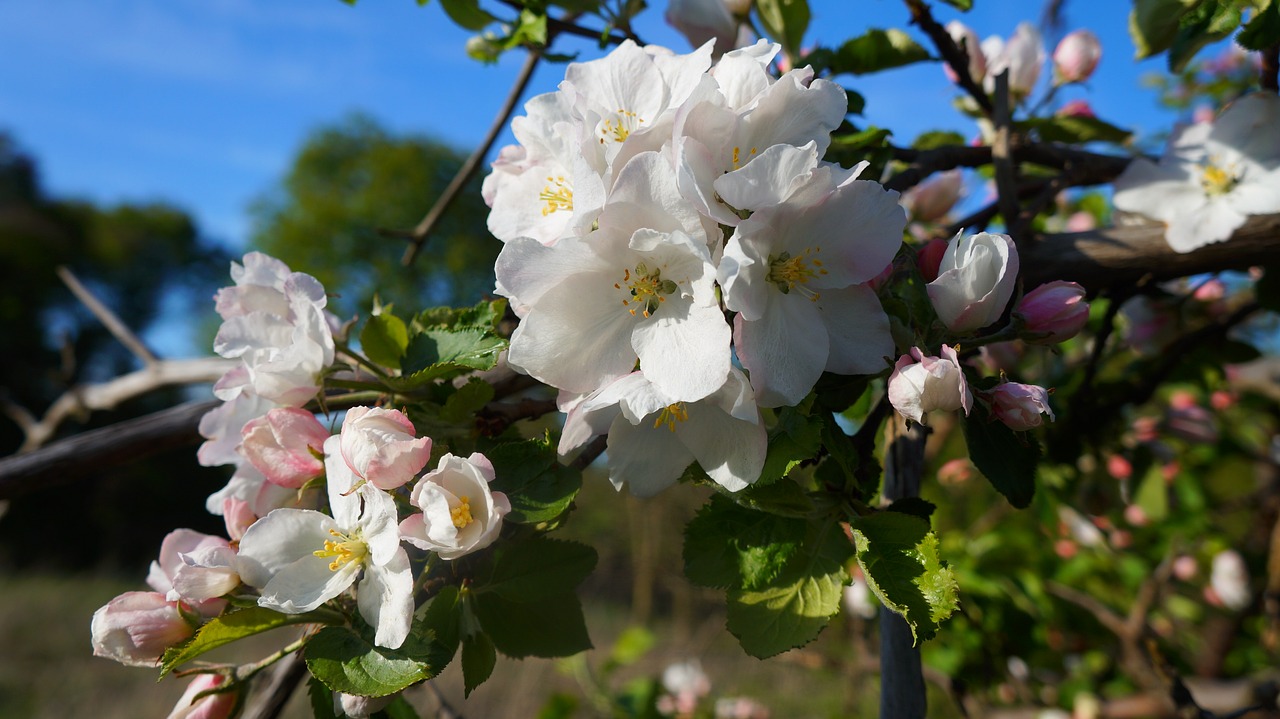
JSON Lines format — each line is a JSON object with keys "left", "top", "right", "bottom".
{"left": 927, "top": 231, "right": 1020, "bottom": 333}
{"left": 1016, "top": 281, "right": 1088, "bottom": 344}
{"left": 901, "top": 170, "right": 963, "bottom": 223}
{"left": 666, "top": 0, "right": 743, "bottom": 54}
{"left": 1210, "top": 549, "right": 1251, "bottom": 611}
{"left": 984, "top": 23, "right": 1046, "bottom": 100}
{"left": 240, "top": 407, "right": 328, "bottom": 488}
{"left": 338, "top": 693, "right": 396, "bottom": 719}
{"left": 988, "top": 382, "right": 1055, "bottom": 431}
{"left": 943, "top": 21, "right": 986, "bottom": 85}
{"left": 340, "top": 406, "right": 432, "bottom": 490}
{"left": 167, "top": 673, "right": 237, "bottom": 719}
{"left": 887, "top": 345, "right": 973, "bottom": 424}
{"left": 1053, "top": 29, "right": 1101, "bottom": 84}
{"left": 91, "top": 591, "right": 194, "bottom": 667}
{"left": 1056, "top": 99, "right": 1096, "bottom": 118}
{"left": 916, "top": 237, "right": 949, "bottom": 283}
{"left": 147, "top": 529, "right": 231, "bottom": 618}
{"left": 400, "top": 452, "right": 511, "bottom": 560}
{"left": 221, "top": 497, "right": 256, "bottom": 542}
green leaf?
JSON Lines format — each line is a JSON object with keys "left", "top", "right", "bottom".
{"left": 537, "top": 694, "right": 581, "bottom": 719}
{"left": 308, "top": 674, "right": 339, "bottom": 719}
{"left": 914, "top": 533, "right": 959, "bottom": 625}
{"left": 731, "top": 478, "right": 815, "bottom": 517}
{"left": 1129, "top": 0, "right": 1203, "bottom": 58}
{"left": 684, "top": 495, "right": 807, "bottom": 590}
{"left": 756, "top": 0, "right": 811, "bottom": 60}
{"left": 402, "top": 327, "right": 505, "bottom": 375}
{"left": 912, "top": 130, "right": 967, "bottom": 151}
{"left": 376, "top": 696, "right": 422, "bottom": 719}
{"left": 1134, "top": 464, "right": 1170, "bottom": 521}
{"left": 1018, "top": 116, "right": 1132, "bottom": 144}
{"left": 605, "top": 626, "right": 656, "bottom": 671}
{"left": 938, "top": 0, "right": 972, "bottom": 9}
{"left": 439, "top": 0, "right": 496, "bottom": 30}
{"left": 725, "top": 517, "right": 851, "bottom": 658}
{"left": 305, "top": 625, "right": 445, "bottom": 698}
{"left": 461, "top": 632, "right": 497, "bottom": 697}
{"left": 470, "top": 591, "right": 592, "bottom": 658}
{"left": 486, "top": 438, "right": 582, "bottom": 524}
{"left": 480, "top": 537, "right": 598, "bottom": 601}
{"left": 849, "top": 511, "right": 942, "bottom": 642}
{"left": 826, "top": 28, "right": 934, "bottom": 76}
{"left": 360, "top": 312, "right": 409, "bottom": 368}
{"left": 441, "top": 377, "right": 494, "bottom": 424}
{"left": 1239, "top": 0, "right": 1280, "bottom": 50}
{"left": 414, "top": 298, "right": 506, "bottom": 332}
{"left": 161, "top": 607, "right": 338, "bottom": 676}
{"left": 759, "top": 406, "right": 824, "bottom": 484}
{"left": 420, "top": 586, "right": 462, "bottom": 657}
{"left": 963, "top": 405, "right": 1040, "bottom": 508}
{"left": 1169, "top": 1, "right": 1241, "bottom": 71}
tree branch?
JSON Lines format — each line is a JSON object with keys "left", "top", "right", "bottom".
{"left": 884, "top": 142, "right": 1133, "bottom": 193}
{"left": 903, "top": 0, "right": 993, "bottom": 116}
{"left": 58, "top": 265, "right": 159, "bottom": 366}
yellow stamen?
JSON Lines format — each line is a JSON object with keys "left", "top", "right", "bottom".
{"left": 766, "top": 246, "right": 826, "bottom": 301}
{"left": 653, "top": 403, "right": 689, "bottom": 432}
{"left": 1200, "top": 161, "right": 1238, "bottom": 196}
{"left": 538, "top": 176, "right": 573, "bottom": 216}
{"left": 730, "top": 146, "right": 758, "bottom": 170}
{"left": 618, "top": 263, "right": 677, "bottom": 319}
{"left": 599, "top": 109, "right": 643, "bottom": 144}
{"left": 451, "top": 496, "right": 475, "bottom": 529}
{"left": 312, "top": 529, "right": 368, "bottom": 572}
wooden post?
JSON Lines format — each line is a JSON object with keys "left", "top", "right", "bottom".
{"left": 880, "top": 419, "right": 930, "bottom": 719}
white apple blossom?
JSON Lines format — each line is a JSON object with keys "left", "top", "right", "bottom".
{"left": 496, "top": 151, "right": 731, "bottom": 401}
{"left": 982, "top": 23, "right": 1045, "bottom": 100}
{"left": 1211, "top": 549, "right": 1251, "bottom": 611}
{"left": 237, "top": 436, "right": 413, "bottom": 649}
{"left": 559, "top": 369, "right": 767, "bottom": 496}
{"left": 927, "top": 231, "right": 1020, "bottom": 334}
{"left": 399, "top": 453, "right": 510, "bottom": 560}
{"left": 1113, "top": 93, "right": 1280, "bottom": 253}
{"left": 717, "top": 148, "right": 903, "bottom": 407}
{"left": 886, "top": 345, "right": 973, "bottom": 424}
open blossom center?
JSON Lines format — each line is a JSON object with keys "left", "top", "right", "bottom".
{"left": 615, "top": 263, "right": 678, "bottom": 319}
{"left": 1200, "top": 161, "right": 1239, "bottom": 196}
{"left": 731, "top": 146, "right": 758, "bottom": 170}
{"left": 599, "top": 109, "right": 644, "bottom": 144}
{"left": 539, "top": 176, "right": 574, "bottom": 216}
{"left": 313, "top": 529, "right": 368, "bottom": 571}
{"left": 766, "top": 247, "right": 827, "bottom": 300}
{"left": 450, "top": 496, "right": 474, "bottom": 529}
{"left": 653, "top": 402, "right": 689, "bottom": 432}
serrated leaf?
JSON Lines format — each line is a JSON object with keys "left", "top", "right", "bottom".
{"left": 1019, "top": 116, "right": 1132, "bottom": 144}
{"left": 827, "top": 28, "right": 934, "bottom": 76}
{"left": 849, "top": 511, "right": 938, "bottom": 642}
{"left": 1239, "top": 0, "right": 1280, "bottom": 50}
{"left": 360, "top": 313, "right": 409, "bottom": 368}
{"left": 161, "top": 607, "right": 337, "bottom": 676}
{"left": 725, "top": 518, "right": 851, "bottom": 658}
{"left": 461, "top": 632, "right": 497, "bottom": 697}
{"left": 441, "top": 378, "right": 494, "bottom": 424}
{"left": 402, "top": 328, "right": 505, "bottom": 375}
{"left": 963, "top": 406, "right": 1040, "bottom": 508}
{"left": 684, "top": 495, "right": 807, "bottom": 590}
{"left": 440, "top": 0, "right": 496, "bottom": 30}
{"left": 486, "top": 438, "right": 582, "bottom": 524}
{"left": 731, "top": 479, "right": 815, "bottom": 517}
{"left": 420, "top": 586, "right": 462, "bottom": 657}
{"left": 914, "top": 533, "right": 959, "bottom": 625}
{"left": 308, "top": 674, "right": 339, "bottom": 719}
{"left": 470, "top": 591, "right": 592, "bottom": 658}
{"left": 480, "top": 538, "right": 597, "bottom": 601}
{"left": 305, "top": 625, "right": 444, "bottom": 698}
{"left": 759, "top": 407, "right": 823, "bottom": 484}
{"left": 756, "top": 0, "right": 811, "bottom": 60}
{"left": 414, "top": 298, "right": 506, "bottom": 332}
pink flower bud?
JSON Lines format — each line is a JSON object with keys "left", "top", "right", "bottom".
{"left": 340, "top": 406, "right": 432, "bottom": 490}
{"left": 666, "top": 0, "right": 743, "bottom": 54}
{"left": 1064, "top": 211, "right": 1097, "bottom": 232}
{"left": 240, "top": 408, "right": 329, "bottom": 488}
{"left": 1172, "top": 555, "right": 1198, "bottom": 581}
{"left": 146, "top": 529, "right": 231, "bottom": 619}
{"left": 916, "top": 237, "right": 949, "bottom": 283}
{"left": 943, "top": 20, "right": 986, "bottom": 85}
{"left": 1210, "top": 390, "right": 1235, "bottom": 411}
{"left": 221, "top": 497, "right": 256, "bottom": 542}
{"left": 1123, "top": 504, "right": 1148, "bottom": 527}
{"left": 1053, "top": 29, "right": 1101, "bottom": 84}
{"left": 989, "top": 382, "right": 1055, "bottom": 431}
{"left": 1017, "top": 281, "right": 1088, "bottom": 344}
{"left": 902, "top": 170, "right": 964, "bottom": 223}
{"left": 1106, "top": 454, "right": 1132, "bottom": 480}
{"left": 91, "top": 591, "right": 194, "bottom": 667}
{"left": 936, "top": 458, "right": 975, "bottom": 486}
{"left": 167, "top": 673, "right": 237, "bottom": 719}
{"left": 1056, "top": 99, "right": 1096, "bottom": 118}
{"left": 887, "top": 345, "right": 973, "bottom": 424}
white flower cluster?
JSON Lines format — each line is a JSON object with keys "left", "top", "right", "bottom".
{"left": 486, "top": 40, "right": 907, "bottom": 496}
{"left": 196, "top": 252, "right": 339, "bottom": 518}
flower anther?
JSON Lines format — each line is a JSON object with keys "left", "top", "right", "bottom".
{"left": 313, "top": 529, "right": 368, "bottom": 572}
{"left": 1200, "top": 160, "right": 1239, "bottom": 196}
{"left": 599, "top": 108, "right": 645, "bottom": 144}
{"left": 539, "top": 176, "right": 574, "bottom": 216}
{"left": 730, "top": 146, "right": 758, "bottom": 170}
{"left": 766, "top": 247, "right": 827, "bottom": 300}
{"left": 616, "top": 263, "right": 678, "bottom": 318}
{"left": 450, "top": 496, "right": 475, "bottom": 529}
{"left": 653, "top": 402, "right": 689, "bottom": 432}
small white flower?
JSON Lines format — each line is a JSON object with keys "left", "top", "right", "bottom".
{"left": 982, "top": 23, "right": 1045, "bottom": 100}
{"left": 400, "top": 453, "right": 510, "bottom": 560}
{"left": 886, "top": 346, "right": 972, "bottom": 424}
{"left": 927, "top": 231, "right": 1019, "bottom": 334}
{"left": 1113, "top": 93, "right": 1280, "bottom": 253}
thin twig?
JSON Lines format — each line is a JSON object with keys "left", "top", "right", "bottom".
{"left": 399, "top": 48, "right": 542, "bottom": 265}
{"left": 57, "top": 265, "right": 159, "bottom": 366}
{"left": 240, "top": 650, "right": 308, "bottom": 719}
{"left": 492, "top": 0, "right": 637, "bottom": 46}
{"left": 883, "top": 141, "right": 1132, "bottom": 193}
{"left": 903, "top": 0, "right": 993, "bottom": 116}
{"left": 570, "top": 434, "right": 608, "bottom": 471}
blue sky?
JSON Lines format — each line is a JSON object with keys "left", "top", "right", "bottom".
{"left": 0, "top": 0, "right": 1198, "bottom": 256}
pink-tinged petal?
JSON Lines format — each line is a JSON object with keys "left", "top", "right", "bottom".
{"left": 734, "top": 294, "right": 829, "bottom": 408}
{"left": 340, "top": 407, "right": 431, "bottom": 491}
{"left": 148, "top": 530, "right": 231, "bottom": 596}
{"left": 819, "top": 285, "right": 895, "bottom": 376}
{"left": 358, "top": 549, "right": 414, "bottom": 649}
{"left": 91, "top": 592, "right": 194, "bottom": 667}
{"left": 166, "top": 673, "right": 237, "bottom": 719}
{"left": 605, "top": 414, "right": 696, "bottom": 496}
